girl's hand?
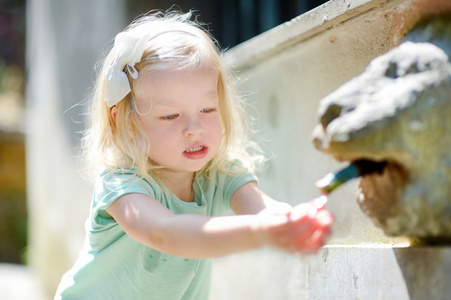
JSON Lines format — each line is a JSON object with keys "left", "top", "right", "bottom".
{"left": 254, "top": 197, "right": 333, "bottom": 255}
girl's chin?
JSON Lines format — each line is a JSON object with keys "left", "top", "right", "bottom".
{"left": 158, "top": 162, "right": 209, "bottom": 175}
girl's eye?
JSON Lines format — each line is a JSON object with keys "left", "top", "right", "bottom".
{"left": 202, "top": 107, "right": 217, "bottom": 113}
{"left": 162, "top": 113, "right": 179, "bottom": 120}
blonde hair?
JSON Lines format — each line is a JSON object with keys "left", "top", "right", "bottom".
{"left": 82, "top": 10, "right": 261, "bottom": 183}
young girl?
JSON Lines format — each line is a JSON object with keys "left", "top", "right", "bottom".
{"left": 55, "top": 10, "right": 333, "bottom": 300}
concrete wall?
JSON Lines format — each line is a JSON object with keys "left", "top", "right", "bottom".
{"left": 210, "top": 0, "right": 451, "bottom": 299}
{"left": 225, "top": 0, "right": 413, "bottom": 247}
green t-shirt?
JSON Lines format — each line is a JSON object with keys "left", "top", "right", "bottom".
{"left": 55, "top": 163, "right": 256, "bottom": 300}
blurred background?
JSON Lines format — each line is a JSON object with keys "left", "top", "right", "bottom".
{"left": 0, "top": 0, "right": 328, "bottom": 298}
{"left": 0, "top": 0, "right": 26, "bottom": 265}
{"left": 0, "top": 0, "right": 329, "bottom": 267}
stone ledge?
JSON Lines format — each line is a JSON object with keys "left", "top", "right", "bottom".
{"left": 211, "top": 246, "right": 451, "bottom": 299}
{"left": 225, "top": 0, "right": 402, "bottom": 70}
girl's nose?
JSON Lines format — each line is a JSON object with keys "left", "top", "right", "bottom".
{"left": 183, "top": 117, "right": 204, "bottom": 137}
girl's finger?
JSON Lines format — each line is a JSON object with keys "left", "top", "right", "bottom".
{"left": 312, "top": 195, "right": 328, "bottom": 210}
{"left": 291, "top": 213, "right": 333, "bottom": 254}
{"left": 282, "top": 216, "right": 327, "bottom": 249}
{"left": 315, "top": 210, "right": 334, "bottom": 228}
{"left": 289, "top": 203, "right": 317, "bottom": 223}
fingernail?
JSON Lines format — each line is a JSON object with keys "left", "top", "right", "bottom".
{"left": 308, "top": 206, "right": 317, "bottom": 218}
{"left": 313, "top": 195, "right": 328, "bottom": 209}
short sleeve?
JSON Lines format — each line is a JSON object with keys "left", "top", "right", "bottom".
{"left": 219, "top": 159, "right": 258, "bottom": 206}
{"left": 91, "top": 170, "right": 156, "bottom": 228}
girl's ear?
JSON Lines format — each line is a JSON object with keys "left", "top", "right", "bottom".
{"left": 111, "top": 106, "right": 118, "bottom": 123}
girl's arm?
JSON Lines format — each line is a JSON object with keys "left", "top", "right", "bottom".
{"left": 107, "top": 183, "right": 332, "bottom": 259}
{"left": 107, "top": 193, "right": 287, "bottom": 258}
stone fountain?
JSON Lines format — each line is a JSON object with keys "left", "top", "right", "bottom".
{"left": 312, "top": 17, "right": 451, "bottom": 241}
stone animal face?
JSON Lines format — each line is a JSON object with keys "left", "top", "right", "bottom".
{"left": 312, "top": 41, "right": 451, "bottom": 239}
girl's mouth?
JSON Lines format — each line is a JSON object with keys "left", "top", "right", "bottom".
{"left": 185, "top": 146, "right": 204, "bottom": 153}
{"left": 183, "top": 145, "right": 208, "bottom": 160}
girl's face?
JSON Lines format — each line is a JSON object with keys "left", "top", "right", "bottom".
{"left": 133, "top": 64, "right": 223, "bottom": 177}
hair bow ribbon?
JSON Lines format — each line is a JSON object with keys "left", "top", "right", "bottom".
{"left": 105, "top": 32, "right": 149, "bottom": 107}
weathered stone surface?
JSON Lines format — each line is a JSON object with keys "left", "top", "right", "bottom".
{"left": 312, "top": 19, "right": 451, "bottom": 239}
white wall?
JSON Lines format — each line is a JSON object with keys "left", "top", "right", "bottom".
{"left": 226, "top": 0, "right": 408, "bottom": 247}
{"left": 25, "top": 0, "right": 126, "bottom": 295}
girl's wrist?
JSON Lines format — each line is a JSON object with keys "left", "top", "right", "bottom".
{"left": 249, "top": 215, "right": 266, "bottom": 248}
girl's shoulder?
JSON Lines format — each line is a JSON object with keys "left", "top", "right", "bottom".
{"left": 99, "top": 167, "right": 156, "bottom": 182}
{"left": 91, "top": 168, "right": 160, "bottom": 220}
{"left": 95, "top": 167, "right": 159, "bottom": 196}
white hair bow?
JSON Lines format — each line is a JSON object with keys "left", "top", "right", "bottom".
{"left": 104, "top": 32, "right": 149, "bottom": 107}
